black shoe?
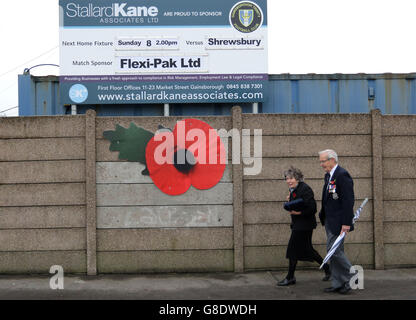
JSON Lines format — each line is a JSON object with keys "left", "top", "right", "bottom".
{"left": 322, "top": 273, "right": 331, "bottom": 281}
{"left": 324, "top": 286, "right": 342, "bottom": 293}
{"left": 322, "top": 264, "right": 330, "bottom": 281}
{"left": 338, "top": 283, "right": 352, "bottom": 295}
{"left": 277, "top": 277, "right": 296, "bottom": 286}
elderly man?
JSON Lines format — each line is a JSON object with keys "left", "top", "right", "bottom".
{"left": 318, "top": 149, "right": 354, "bottom": 294}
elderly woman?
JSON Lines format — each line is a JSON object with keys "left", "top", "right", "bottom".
{"left": 277, "top": 166, "right": 331, "bottom": 286}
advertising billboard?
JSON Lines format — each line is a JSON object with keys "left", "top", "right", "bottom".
{"left": 59, "top": 0, "right": 268, "bottom": 105}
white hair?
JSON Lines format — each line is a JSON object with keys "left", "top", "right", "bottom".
{"left": 319, "top": 149, "right": 338, "bottom": 163}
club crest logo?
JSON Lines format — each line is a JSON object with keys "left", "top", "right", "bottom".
{"left": 239, "top": 9, "right": 254, "bottom": 27}
{"left": 230, "top": 1, "right": 263, "bottom": 33}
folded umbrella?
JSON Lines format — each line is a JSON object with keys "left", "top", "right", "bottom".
{"left": 352, "top": 198, "right": 368, "bottom": 224}
{"left": 319, "top": 198, "right": 369, "bottom": 269}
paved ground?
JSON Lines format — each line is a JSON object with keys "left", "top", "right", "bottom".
{"left": 0, "top": 268, "right": 415, "bottom": 300}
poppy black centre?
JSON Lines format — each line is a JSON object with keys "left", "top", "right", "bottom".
{"left": 173, "top": 149, "right": 196, "bottom": 174}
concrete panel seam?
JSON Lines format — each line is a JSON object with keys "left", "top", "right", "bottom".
{"left": 85, "top": 110, "right": 97, "bottom": 275}
{"left": 371, "top": 109, "right": 384, "bottom": 269}
{"left": 232, "top": 106, "right": 244, "bottom": 272}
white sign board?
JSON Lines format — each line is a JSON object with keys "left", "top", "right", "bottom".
{"left": 59, "top": 0, "right": 268, "bottom": 104}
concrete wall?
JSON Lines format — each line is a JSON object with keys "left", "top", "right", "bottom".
{"left": 241, "top": 113, "right": 374, "bottom": 270}
{"left": 0, "top": 108, "right": 415, "bottom": 274}
{"left": 0, "top": 116, "right": 87, "bottom": 273}
{"left": 95, "top": 115, "right": 234, "bottom": 273}
{"left": 382, "top": 115, "right": 416, "bottom": 267}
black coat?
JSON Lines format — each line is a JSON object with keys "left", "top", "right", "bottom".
{"left": 319, "top": 166, "right": 355, "bottom": 235}
{"left": 287, "top": 182, "right": 317, "bottom": 231}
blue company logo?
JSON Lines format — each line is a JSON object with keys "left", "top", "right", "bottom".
{"left": 69, "top": 84, "right": 88, "bottom": 103}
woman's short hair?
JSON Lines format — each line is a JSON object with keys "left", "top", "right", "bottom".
{"left": 284, "top": 166, "right": 304, "bottom": 182}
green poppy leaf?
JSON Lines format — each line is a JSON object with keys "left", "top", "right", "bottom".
{"left": 103, "top": 122, "right": 154, "bottom": 165}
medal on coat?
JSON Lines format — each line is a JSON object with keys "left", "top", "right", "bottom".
{"left": 328, "top": 179, "right": 337, "bottom": 199}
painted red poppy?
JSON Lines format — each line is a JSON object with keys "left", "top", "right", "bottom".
{"left": 145, "top": 118, "right": 226, "bottom": 195}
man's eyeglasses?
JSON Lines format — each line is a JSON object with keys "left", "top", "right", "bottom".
{"left": 319, "top": 159, "right": 330, "bottom": 164}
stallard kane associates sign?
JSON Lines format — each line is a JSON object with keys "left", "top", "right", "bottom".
{"left": 64, "top": 2, "right": 159, "bottom": 22}
{"left": 59, "top": 0, "right": 268, "bottom": 105}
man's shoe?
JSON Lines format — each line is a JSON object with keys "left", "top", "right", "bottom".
{"left": 338, "top": 283, "right": 352, "bottom": 295}
{"left": 324, "top": 286, "right": 341, "bottom": 293}
{"left": 277, "top": 277, "right": 296, "bottom": 286}
{"left": 322, "top": 264, "right": 331, "bottom": 281}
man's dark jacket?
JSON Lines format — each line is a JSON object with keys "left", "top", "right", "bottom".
{"left": 319, "top": 166, "right": 355, "bottom": 234}
{"left": 288, "top": 181, "right": 317, "bottom": 230}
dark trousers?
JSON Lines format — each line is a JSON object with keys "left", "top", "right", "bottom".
{"left": 325, "top": 225, "right": 353, "bottom": 288}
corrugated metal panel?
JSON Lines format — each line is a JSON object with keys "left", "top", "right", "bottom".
{"left": 18, "top": 75, "right": 61, "bottom": 116}
{"left": 67, "top": 102, "right": 254, "bottom": 116}
{"left": 263, "top": 73, "right": 416, "bottom": 114}
{"left": 18, "top": 74, "right": 254, "bottom": 116}
{"left": 18, "top": 73, "right": 416, "bottom": 115}
{"left": 75, "top": 104, "right": 165, "bottom": 116}
{"left": 170, "top": 103, "right": 254, "bottom": 116}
